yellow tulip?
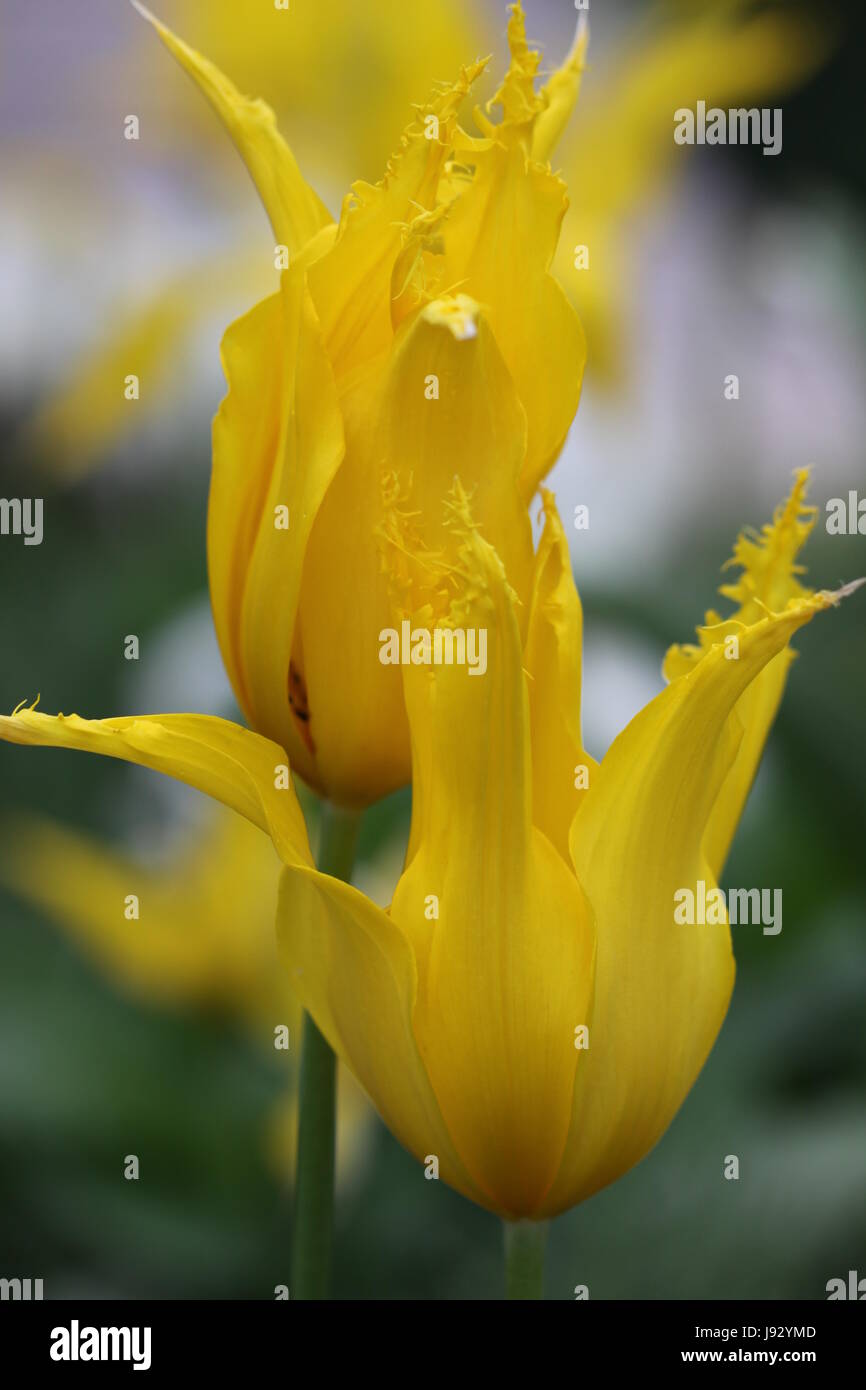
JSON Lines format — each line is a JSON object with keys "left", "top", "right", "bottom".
{"left": 0, "top": 473, "right": 858, "bottom": 1217}
{"left": 125, "top": 2, "right": 586, "bottom": 807}
{"left": 0, "top": 805, "right": 372, "bottom": 1184}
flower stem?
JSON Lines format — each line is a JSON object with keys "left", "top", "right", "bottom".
{"left": 504, "top": 1220, "right": 548, "bottom": 1300}
{"left": 291, "top": 801, "right": 362, "bottom": 1300}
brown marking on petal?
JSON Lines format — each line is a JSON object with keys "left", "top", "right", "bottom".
{"left": 288, "top": 661, "right": 316, "bottom": 756}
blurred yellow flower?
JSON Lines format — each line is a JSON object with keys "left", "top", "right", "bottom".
{"left": 0, "top": 475, "right": 857, "bottom": 1217}
{"left": 31, "top": 0, "right": 824, "bottom": 469}
{"left": 556, "top": 0, "right": 827, "bottom": 380}
{"left": 0, "top": 805, "right": 371, "bottom": 1184}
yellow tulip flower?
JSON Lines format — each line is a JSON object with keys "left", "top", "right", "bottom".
{"left": 122, "top": 2, "right": 586, "bottom": 808}
{"left": 0, "top": 473, "right": 857, "bottom": 1217}
{"left": 0, "top": 806, "right": 372, "bottom": 1184}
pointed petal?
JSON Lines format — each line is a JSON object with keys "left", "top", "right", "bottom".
{"left": 390, "top": 499, "right": 595, "bottom": 1215}
{"left": 531, "top": 16, "right": 589, "bottom": 164}
{"left": 542, "top": 586, "right": 843, "bottom": 1217}
{"left": 0, "top": 707, "right": 313, "bottom": 869}
{"left": 132, "top": 2, "right": 332, "bottom": 250}
{"left": 485, "top": 2, "right": 544, "bottom": 133}
{"left": 275, "top": 866, "right": 488, "bottom": 1208}
{"left": 663, "top": 470, "right": 817, "bottom": 878}
{"left": 524, "top": 490, "right": 597, "bottom": 862}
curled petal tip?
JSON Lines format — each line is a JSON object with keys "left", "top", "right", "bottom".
{"left": 819, "top": 576, "right": 866, "bottom": 605}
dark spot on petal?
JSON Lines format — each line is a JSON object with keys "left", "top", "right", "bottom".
{"left": 288, "top": 661, "right": 316, "bottom": 755}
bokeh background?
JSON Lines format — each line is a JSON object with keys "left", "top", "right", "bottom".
{"left": 0, "top": 0, "right": 863, "bottom": 1299}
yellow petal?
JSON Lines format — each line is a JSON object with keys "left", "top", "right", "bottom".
{"left": 292, "top": 349, "right": 408, "bottom": 809}
{"left": 663, "top": 470, "right": 818, "bottom": 878}
{"left": 296, "top": 292, "right": 534, "bottom": 807}
{"left": 390, "top": 501, "right": 595, "bottom": 1215}
{"left": 485, "top": 2, "right": 543, "bottom": 134}
{"left": 132, "top": 2, "right": 332, "bottom": 251}
{"left": 438, "top": 141, "right": 585, "bottom": 499}
{"left": 210, "top": 269, "right": 344, "bottom": 792}
{"left": 306, "top": 58, "right": 487, "bottom": 382}
{"left": 543, "top": 587, "right": 843, "bottom": 1217}
{"left": 378, "top": 294, "right": 534, "bottom": 620}
{"left": 531, "top": 15, "right": 589, "bottom": 164}
{"left": 524, "top": 490, "right": 597, "bottom": 862}
{"left": 0, "top": 707, "right": 313, "bottom": 869}
{"left": 275, "top": 866, "right": 487, "bottom": 1208}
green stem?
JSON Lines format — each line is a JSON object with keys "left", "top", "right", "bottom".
{"left": 504, "top": 1220, "right": 548, "bottom": 1300}
{"left": 291, "top": 801, "right": 362, "bottom": 1300}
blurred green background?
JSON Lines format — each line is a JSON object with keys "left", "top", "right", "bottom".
{"left": 0, "top": 0, "right": 863, "bottom": 1298}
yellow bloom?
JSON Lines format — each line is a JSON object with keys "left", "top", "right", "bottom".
{"left": 0, "top": 805, "right": 371, "bottom": 1183}
{"left": 31, "top": 1, "right": 824, "bottom": 469}
{"left": 129, "top": 2, "right": 585, "bottom": 807}
{"left": 0, "top": 475, "right": 857, "bottom": 1216}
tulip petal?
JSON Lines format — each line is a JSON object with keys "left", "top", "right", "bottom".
{"left": 531, "top": 15, "right": 589, "bottom": 164}
{"left": 132, "top": 2, "right": 332, "bottom": 251}
{"left": 296, "top": 293, "right": 534, "bottom": 807}
{"left": 440, "top": 142, "right": 585, "bottom": 499}
{"left": 307, "top": 59, "right": 487, "bottom": 381}
{"left": 275, "top": 866, "right": 488, "bottom": 1208}
{"left": 412, "top": 2, "right": 586, "bottom": 497}
{"left": 210, "top": 269, "right": 345, "bottom": 791}
{"left": 378, "top": 294, "right": 534, "bottom": 618}
{"left": 390, "top": 502, "right": 595, "bottom": 1216}
{"left": 524, "top": 490, "right": 597, "bottom": 862}
{"left": 0, "top": 707, "right": 313, "bottom": 869}
{"left": 485, "top": 2, "right": 544, "bottom": 132}
{"left": 543, "top": 585, "right": 844, "bottom": 1217}
{"left": 663, "top": 470, "right": 818, "bottom": 878}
